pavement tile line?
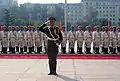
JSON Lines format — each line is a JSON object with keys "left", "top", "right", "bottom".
{"left": 16, "top": 60, "right": 39, "bottom": 81}
{"left": 0, "top": 59, "right": 120, "bottom": 81}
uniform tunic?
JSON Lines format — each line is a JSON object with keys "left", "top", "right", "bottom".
{"left": 35, "top": 31, "right": 42, "bottom": 47}
{"left": 76, "top": 30, "right": 84, "bottom": 48}
{"left": 92, "top": 31, "right": 101, "bottom": 48}
{"left": 1, "top": 31, "right": 9, "bottom": 47}
{"left": 67, "top": 31, "right": 76, "bottom": 48}
{"left": 101, "top": 31, "right": 110, "bottom": 48}
{"left": 110, "top": 31, "right": 117, "bottom": 48}
{"left": 84, "top": 31, "right": 92, "bottom": 48}
{"left": 61, "top": 31, "right": 67, "bottom": 48}
{"left": 39, "top": 24, "right": 63, "bottom": 60}
{"left": 18, "top": 31, "right": 25, "bottom": 48}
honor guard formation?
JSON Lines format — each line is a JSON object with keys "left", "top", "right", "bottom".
{"left": 0, "top": 25, "right": 120, "bottom": 54}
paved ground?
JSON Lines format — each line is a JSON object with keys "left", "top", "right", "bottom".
{"left": 0, "top": 59, "right": 120, "bottom": 81}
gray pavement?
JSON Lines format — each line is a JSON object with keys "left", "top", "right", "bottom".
{"left": 0, "top": 59, "right": 120, "bottom": 81}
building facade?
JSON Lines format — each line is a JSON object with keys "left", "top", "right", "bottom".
{"left": 20, "top": 0, "right": 120, "bottom": 25}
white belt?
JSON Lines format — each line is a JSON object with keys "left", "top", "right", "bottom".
{"left": 48, "top": 37, "right": 58, "bottom": 41}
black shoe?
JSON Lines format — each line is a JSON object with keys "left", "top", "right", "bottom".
{"left": 53, "top": 72, "right": 58, "bottom": 75}
{"left": 48, "top": 72, "right": 54, "bottom": 75}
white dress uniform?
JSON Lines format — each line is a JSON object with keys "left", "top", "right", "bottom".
{"left": 76, "top": 30, "right": 84, "bottom": 54}
{"left": 67, "top": 30, "right": 76, "bottom": 53}
{"left": 110, "top": 29, "right": 117, "bottom": 54}
{"left": 92, "top": 30, "right": 101, "bottom": 54}
{"left": 101, "top": 30, "right": 110, "bottom": 54}
{"left": 1, "top": 29, "right": 9, "bottom": 53}
{"left": 84, "top": 29, "right": 92, "bottom": 54}
{"left": 18, "top": 30, "right": 25, "bottom": 53}
{"left": 35, "top": 30, "right": 42, "bottom": 53}
{"left": 27, "top": 30, "right": 35, "bottom": 53}
{"left": 9, "top": 30, "right": 17, "bottom": 53}
{"left": 117, "top": 27, "right": 120, "bottom": 54}
{"left": 61, "top": 30, "right": 67, "bottom": 53}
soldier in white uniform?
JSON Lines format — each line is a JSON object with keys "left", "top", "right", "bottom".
{"left": 61, "top": 26, "right": 67, "bottom": 54}
{"left": 18, "top": 26, "right": 25, "bottom": 54}
{"left": 9, "top": 26, "right": 17, "bottom": 53}
{"left": 1, "top": 26, "right": 8, "bottom": 54}
{"left": 67, "top": 26, "right": 76, "bottom": 54}
{"left": 27, "top": 26, "right": 35, "bottom": 53}
{"left": 8, "top": 26, "right": 12, "bottom": 53}
{"left": 92, "top": 26, "right": 101, "bottom": 54}
{"left": 84, "top": 26, "right": 92, "bottom": 54}
{"left": 42, "top": 32, "right": 48, "bottom": 53}
{"left": 35, "top": 26, "right": 42, "bottom": 53}
{"left": 23, "top": 26, "right": 28, "bottom": 53}
{"left": 76, "top": 26, "right": 84, "bottom": 54}
{"left": 16, "top": 26, "right": 19, "bottom": 53}
{"left": 101, "top": 26, "right": 110, "bottom": 54}
{"left": 117, "top": 27, "right": 120, "bottom": 54}
{"left": 110, "top": 26, "right": 117, "bottom": 54}
{"left": 109, "top": 27, "right": 113, "bottom": 54}
{"left": 101, "top": 26, "right": 105, "bottom": 54}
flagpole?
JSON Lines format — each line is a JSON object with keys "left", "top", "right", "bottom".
{"left": 64, "top": 0, "right": 67, "bottom": 31}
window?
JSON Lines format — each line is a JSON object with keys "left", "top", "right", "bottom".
{"left": 113, "top": 18, "right": 115, "bottom": 20}
{"left": 106, "top": 7, "right": 108, "bottom": 9}
{"left": 110, "top": 7, "right": 112, "bottom": 9}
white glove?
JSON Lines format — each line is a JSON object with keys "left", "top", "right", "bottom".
{"left": 45, "top": 20, "right": 50, "bottom": 24}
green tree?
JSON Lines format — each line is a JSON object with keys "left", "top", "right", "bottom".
{"left": 2, "top": 8, "right": 16, "bottom": 26}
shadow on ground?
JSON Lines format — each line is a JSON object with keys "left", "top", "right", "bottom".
{"left": 57, "top": 74, "right": 79, "bottom": 81}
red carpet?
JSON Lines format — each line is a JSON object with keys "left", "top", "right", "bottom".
{"left": 0, "top": 54, "right": 120, "bottom": 59}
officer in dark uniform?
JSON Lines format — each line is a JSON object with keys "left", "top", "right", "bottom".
{"left": 39, "top": 17, "right": 63, "bottom": 75}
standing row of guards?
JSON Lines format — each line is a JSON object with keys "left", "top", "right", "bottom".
{"left": 0, "top": 25, "right": 120, "bottom": 54}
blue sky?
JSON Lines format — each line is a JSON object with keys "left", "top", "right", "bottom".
{"left": 18, "top": 0, "right": 81, "bottom": 4}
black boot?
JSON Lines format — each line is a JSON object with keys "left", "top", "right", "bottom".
{"left": 29, "top": 47, "right": 32, "bottom": 54}
{"left": 105, "top": 48, "right": 108, "bottom": 54}
{"left": 85, "top": 48, "right": 89, "bottom": 54}
{"left": 93, "top": 47, "right": 96, "bottom": 54}
{"left": 37, "top": 47, "right": 40, "bottom": 53}
{"left": 9, "top": 47, "right": 12, "bottom": 53}
{"left": 94, "top": 48, "right": 97, "bottom": 54}
{"left": 88, "top": 48, "right": 91, "bottom": 54}
{"left": 78, "top": 47, "right": 83, "bottom": 54}
{"left": 113, "top": 48, "right": 117, "bottom": 54}
{"left": 71, "top": 48, "right": 74, "bottom": 54}
{"left": 40, "top": 46, "right": 42, "bottom": 53}
{"left": 24, "top": 46, "right": 27, "bottom": 53}
{"left": 2, "top": 47, "right": 4, "bottom": 54}
{"left": 12, "top": 47, "right": 15, "bottom": 54}
{"left": 16, "top": 47, "right": 19, "bottom": 53}
{"left": 44, "top": 47, "right": 47, "bottom": 54}
{"left": 109, "top": 47, "right": 113, "bottom": 54}
{"left": 20, "top": 48, "right": 23, "bottom": 54}
{"left": 5, "top": 47, "right": 7, "bottom": 54}
{"left": 32, "top": 46, "right": 34, "bottom": 53}
{"left": 117, "top": 47, "right": 120, "bottom": 53}
{"left": 62, "top": 47, "right": 66, "bottom": 54}
{"left": 102, "top": 47, "right": 105, "bottom": 54}
{"left": 96, "top": 48, "right": 100, "bottom": 54}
